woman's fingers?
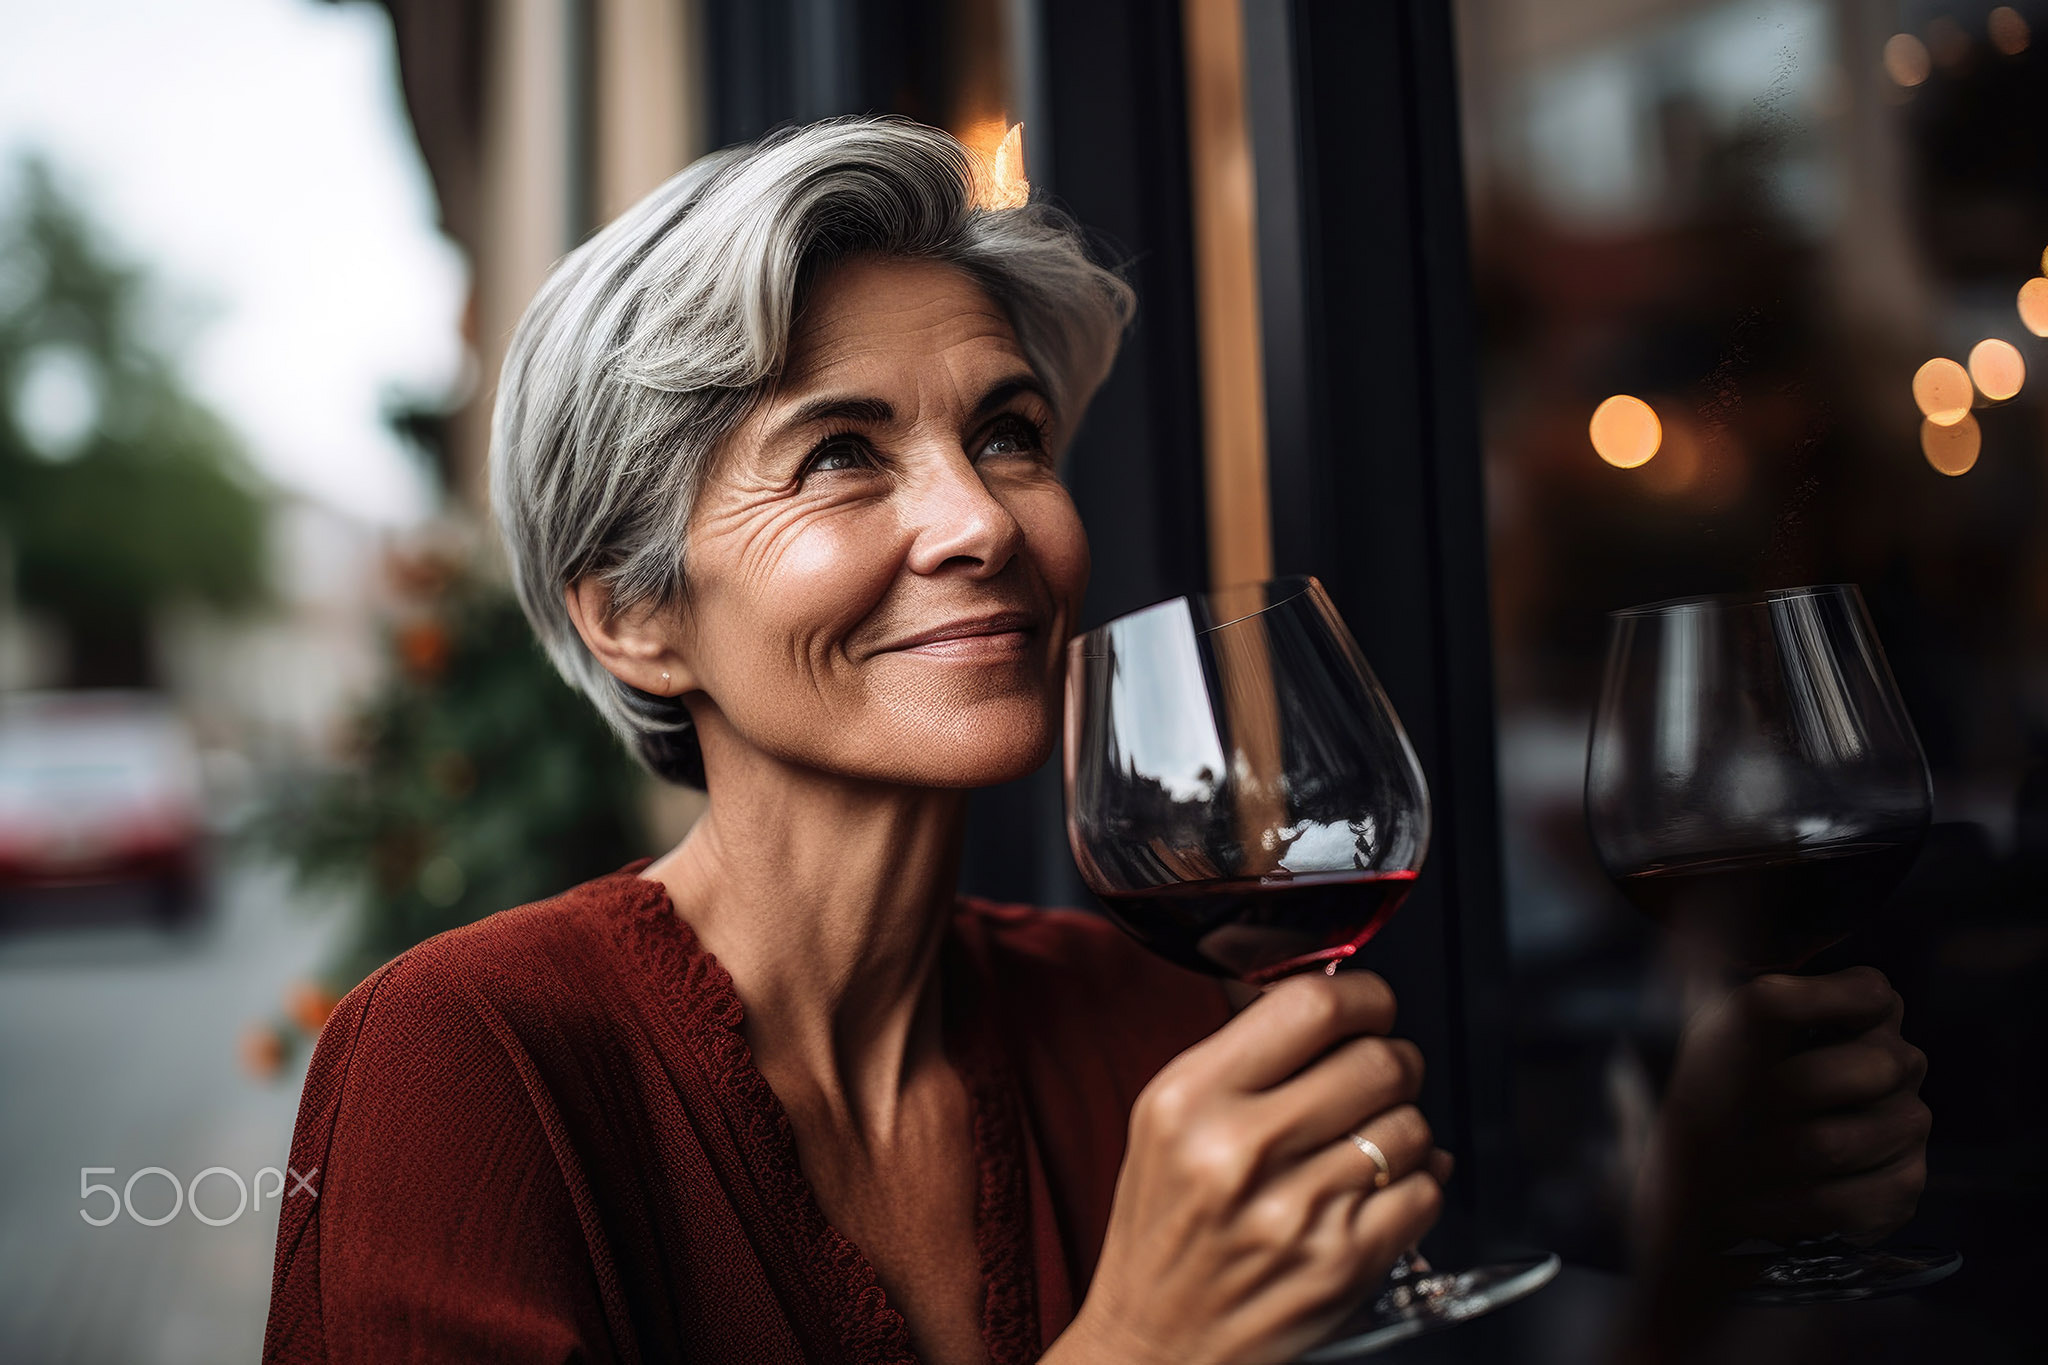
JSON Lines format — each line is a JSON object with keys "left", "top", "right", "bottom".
{"left": 1336, "top": 1105, "right": 1436, "bottom": 1192}
{"left": 1257, "top": 1034, "right": 1425, "bottom": 1160}
{"left": 1741, "top": 967, "right": 1900, "bottom": 1050}
{"left": 1786, "top": 1091, "right": 1933, "bottom": 1179}
{"left": 1090, "top": 982, "right": 1447, "bottom": 1365}
{"left": 1346, "top": 1169, "right": 1446, "bottom": 1272}
{"left": 1253, "top": 1105, "right": 1435, "bottom": 1238}
{"left": 1771, "top": 1030, "right": 1926, "bottom": 1114}
{"left": 1197, "top": 972, "right": 1399, "bottom": 1093}
{"left": 1243, "top": 1118, "right": 1444, "bottom": 1302}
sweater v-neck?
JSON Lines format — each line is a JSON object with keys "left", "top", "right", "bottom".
{"left": 611, "top": 869, "right": 1041, "bottom": 1365}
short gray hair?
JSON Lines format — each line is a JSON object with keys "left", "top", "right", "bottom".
{"left": 490, "top": 116, "right": 1135, "bottom": 787}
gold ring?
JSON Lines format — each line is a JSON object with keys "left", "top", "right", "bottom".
{"left": 1349, "top": 1132, "right": 1392, "bottom": 1189}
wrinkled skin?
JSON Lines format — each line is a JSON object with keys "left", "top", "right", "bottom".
{"left": 578, "top": 253, "right": 1087, "bottom": 789}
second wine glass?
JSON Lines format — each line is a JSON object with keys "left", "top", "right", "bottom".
{"left": 1584, "top": 583, "right": 1958, "bottom": 1302}
{"left": 1586, "top": 584, "right": 1932, "bottom": 974}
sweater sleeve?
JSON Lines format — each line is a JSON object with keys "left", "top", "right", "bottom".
{"left": 263, "top": 950, "right": 621, "bottom": 1365}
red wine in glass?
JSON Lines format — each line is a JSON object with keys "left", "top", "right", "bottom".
{"left": 1613, "top": 832, "right": 1924, "bottom": 973}
{"left": 1064, "top": 577, "right": 1558, "bottom": 1357}
{"left": 1096, "top": 867, "right": 1419, "bottom": 983}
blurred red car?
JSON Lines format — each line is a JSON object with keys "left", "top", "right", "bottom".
{"left": 0, "top": 691, "right": 207, "bottom": 922}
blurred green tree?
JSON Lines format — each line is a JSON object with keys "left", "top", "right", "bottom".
{"left": 0, "top": 156, "right": 266, "bottom": 685}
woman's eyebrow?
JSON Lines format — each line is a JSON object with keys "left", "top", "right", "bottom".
{"left": 770, "top": 394, "right": 894, "bottom": 442}
{"left": 766, "top": 375, "right": 1047, "bottom": 445}
{"left": 970, "top": 375, "right": 1051, "bottom": 424}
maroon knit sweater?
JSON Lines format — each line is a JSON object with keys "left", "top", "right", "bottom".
{"left": 262, "top": 864, "right": 1230, "bottom": 1363}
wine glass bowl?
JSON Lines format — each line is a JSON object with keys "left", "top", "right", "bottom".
{"left": 1586, "top": 585, "right": 1933, "bottom": 971}
{"left": 1064, "top": 577, "right": 1430, "bottom": 982}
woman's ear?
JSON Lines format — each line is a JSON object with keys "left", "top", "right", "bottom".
{"left": 563, "top": 578, "right": 695, "bottom": 697}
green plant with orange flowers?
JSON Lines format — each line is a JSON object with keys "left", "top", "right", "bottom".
{"left": 249, "top": 552, "right": 649, "bottom": 1073}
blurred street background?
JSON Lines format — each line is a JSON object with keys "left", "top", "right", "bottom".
{"left": 0, "top": 2, "right": 658, "bottom": 1359}
{"left": 0, "top": 867, "right": 346, "bottom": 1363}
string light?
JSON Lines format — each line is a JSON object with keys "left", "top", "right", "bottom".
{"left": 1921, "top": 414, "right": 1980, "bottom": 476}
{"left": 1968, "top": 339, "right": 2026, "bottom": 402}
{"left": 2018, "top": 278, "right": 2048, "bottom": 337}
{"left": 1589, "top": 395, "right": 1661, "bottom": 468}
{"left": 1912, "top": 358, "right": 1973, "bottom": 425}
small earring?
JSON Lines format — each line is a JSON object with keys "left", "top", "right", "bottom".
{"left": 660, "top": 671, "right": 671, "bottom": 694}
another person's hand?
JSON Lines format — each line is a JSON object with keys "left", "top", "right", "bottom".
{"left": 1636, "top": 966, "right": 1930, "bottom": 1262}
{"left": 1048, "top": 972, "right": 1449, "bottom": 1365}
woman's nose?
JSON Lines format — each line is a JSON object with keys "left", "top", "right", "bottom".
{"left": 902, "top": 449, "right": 1024, "bottom": 578}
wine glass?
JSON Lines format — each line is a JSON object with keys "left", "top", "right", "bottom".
{"left": 1064, "top": 576, "right": 1558, "bottom": 1357}
{"left": 1585, "top": 583, "right": 1959, "bottom": 1300}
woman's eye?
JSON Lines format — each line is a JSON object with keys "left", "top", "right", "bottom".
{"left": 978, "top": 414, "right": 1049, "bottom": 460}
{"left": 805, "top": 436, "right": 874, "bottom": 476}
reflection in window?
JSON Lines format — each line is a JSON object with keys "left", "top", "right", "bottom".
{"left": 1457, "top": 0, "right": 2048, "bottom": 1274}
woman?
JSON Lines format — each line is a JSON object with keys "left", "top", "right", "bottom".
{"left": 264, "top": 117, "right": 1446, "bottom": 1365}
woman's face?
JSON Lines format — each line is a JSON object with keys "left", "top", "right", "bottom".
{"left": 668, "top": 254, "right": 1090, "bottom": 789}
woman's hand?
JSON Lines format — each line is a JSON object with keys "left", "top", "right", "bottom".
{"left": 1616, "top": 967, "right": 1931, "bottom": 1359}
{"left": 1637, "top": 966, "right": 1930, "bottom": 1259}
{"left": 1047, "top": 971, "right": 1449, "bottom": 1365}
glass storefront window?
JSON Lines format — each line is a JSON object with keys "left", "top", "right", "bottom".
{"left": 1457, "top": 0, "right": 2048, "bottom": 1290}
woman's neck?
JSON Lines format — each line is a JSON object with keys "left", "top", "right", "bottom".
{"left": 641, "top": 741, "right": 968, "bottom": 1139}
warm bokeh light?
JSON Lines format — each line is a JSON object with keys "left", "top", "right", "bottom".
{"left": 1913, "top": 357, "right": 1973, "bottom": 425}
{"left": 1589, "top": 394, "right": 1662, "bottom": 468}
{"left": 1884, "top": 33, "right": 1932, "bottom": 86}
{"left": 2019, "top": 277, "right": 2048, "bottom": 337}
{"left": 1969, "top": 338, "right": 2026, "bottom": 401}
{"left": 1922, "top": 413, "right": 1981, "bottom": 475}
{"left": 1990, "top": 6, "right": 2032, "bottom": 55}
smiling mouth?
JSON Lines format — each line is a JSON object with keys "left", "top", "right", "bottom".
{"left": 884, "top": 612, "right": 1042, "bottom": 659}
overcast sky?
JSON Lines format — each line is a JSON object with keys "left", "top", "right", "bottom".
{"left": 0, "top": 0, "right": 467, "bottom": 525}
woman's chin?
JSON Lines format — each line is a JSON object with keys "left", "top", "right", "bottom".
{"left": 903, "top": 736, "right": 1054, "bottom": 789}
{"left": 859, "top": 704, "right": 1057, "bottom": 789}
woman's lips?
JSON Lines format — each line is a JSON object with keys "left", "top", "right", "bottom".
{"left": 899, "top": 628, "right": 1036, "bottom": 660}
{"left": 882, "top": 611, "right": 1041, "bottom": 660}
